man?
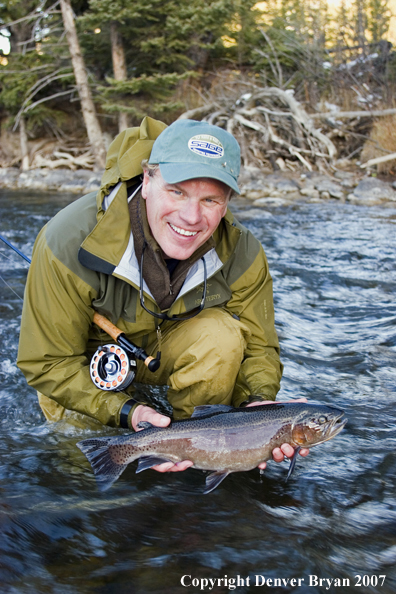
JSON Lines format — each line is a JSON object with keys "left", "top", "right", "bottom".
{"left": 18, "top": 117, "right": 308, "bottom": 474}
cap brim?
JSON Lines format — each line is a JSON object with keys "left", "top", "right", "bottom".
{"left": 159, "top": 163, "right": 240, "bottom": 194}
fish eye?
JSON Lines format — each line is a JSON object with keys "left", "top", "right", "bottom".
{"left": 318, "top": 416, "right": 327, "bottom": 424}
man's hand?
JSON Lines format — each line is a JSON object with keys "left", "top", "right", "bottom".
{"left": 132, "top": 405, "right": 193, "bottom": 473}
{"left": 245, "top": 399, "right": 310, "bottom": 470}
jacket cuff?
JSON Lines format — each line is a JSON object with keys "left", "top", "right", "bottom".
{"left": 120, "top": 398, "right": 145, "bottom": 429}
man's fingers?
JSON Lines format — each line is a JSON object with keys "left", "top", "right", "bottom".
{"left": 151, "top": 460, "right": 194, "bottom": 473}
{"left": 272, "top": 444, "right": 310, "bottom": 462}
{"left": 132, "top": 405, "right": 171, "bottom": 431}
{"left": 280, "top": 443, "right": 295, "bottom": 458}
{"left": 151, "top": 462, "right": 175, "bottom": 473}
{"left": 272, "top": 447, "right": 285, "bottom": 463}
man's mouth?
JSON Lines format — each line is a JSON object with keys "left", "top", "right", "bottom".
{"left": 169, "top": 223, "right": 198, "bottom": 237}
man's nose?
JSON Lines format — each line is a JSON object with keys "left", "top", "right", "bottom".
{"left": 179, "top": 199, "right": 202, "bottom": 225}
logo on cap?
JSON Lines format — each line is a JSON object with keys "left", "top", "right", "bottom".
{"left": 188, "top": 134, "right": 224, "bottom": 159}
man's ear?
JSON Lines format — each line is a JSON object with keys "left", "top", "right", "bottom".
{"left": 141, "top": 170, "right": 149, "bottom": 199}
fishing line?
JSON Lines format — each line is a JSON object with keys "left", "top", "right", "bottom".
{"left": 0, "top": 237, "right": 30, "bottom": 302}
{"left": 0, "top": 273, "right": 24, "bottom": 302}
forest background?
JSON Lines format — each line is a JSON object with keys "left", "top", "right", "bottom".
{"left": 1, "top": 0, "right": 396, "bottom": 174}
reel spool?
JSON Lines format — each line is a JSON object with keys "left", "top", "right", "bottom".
{"left": 90, "top": 344, "right": 137, "bottom": 391}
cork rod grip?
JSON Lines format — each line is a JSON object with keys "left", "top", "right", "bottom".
{"left": 93, "top": 312, "right": 122, "bottom": 341}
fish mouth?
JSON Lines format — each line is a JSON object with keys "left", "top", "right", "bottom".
{"left": 319, "top": 413, "right": 348, "bottom": 444}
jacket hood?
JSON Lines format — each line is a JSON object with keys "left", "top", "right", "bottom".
{"left": 97, "top": 116, "right": 167, "bottom": 209}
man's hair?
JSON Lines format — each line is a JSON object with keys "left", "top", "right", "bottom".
{"left": 141, "top": 160, "right": 159, "bottom": 177}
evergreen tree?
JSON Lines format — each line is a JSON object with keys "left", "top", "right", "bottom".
{"left": 367, "top": 0, "right": 390, "bottom": 42}
{"left": 78, "top": 0, "right": 237, "bottom": 122}
{"left": 353, "top": 0, "right": 367, "bottom": 49}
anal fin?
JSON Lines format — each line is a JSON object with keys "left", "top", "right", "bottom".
{"left": 203, "top": 470, "right": 230, "bottom": 494}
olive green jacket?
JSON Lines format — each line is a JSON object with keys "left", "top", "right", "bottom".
{"left": 17, "top": 117, "right": 282, "bottom": 427}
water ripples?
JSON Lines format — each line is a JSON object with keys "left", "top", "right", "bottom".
{"left": 0, "top": 191, "right": 395, "bottom": 593}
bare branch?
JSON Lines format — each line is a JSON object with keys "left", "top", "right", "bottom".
{"left": 2, "top": 1, "right": 60, "bottom": 29}
{"left": 360, "top": 152, "right": 396, "bottom": 168}
{"left": 312, "top": 108, "right": 396, "bottom": 120}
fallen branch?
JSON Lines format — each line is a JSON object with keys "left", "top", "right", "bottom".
{"left": 360, "top": 152, "right": 396, "bottom": 168}
{"left": 312, "top": 108, "right": 396, "bottom": 120}
{"left": 32, "top": 149, "right": 95, "bottom": 170}
{"left": 177, "top": 103, "right": 218, "bottom": 120}
{"left": 178, "top": 86, "right": 337, "bottom": 171}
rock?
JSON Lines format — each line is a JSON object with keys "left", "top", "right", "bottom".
{"left": 300, "top": 187, "right": 320, "bottom": 199}
{"left": 253, "top": 197, "right": 289, "bottom": 207}
{"left": 334, "top": 170, "right": 359, "bottom": 188}
{"left": 240, "top": 173, "right": 301, "bottom": 200}
{"left": 0, "top": 167, "right": 102, "bottom": 194}
{"left": 320, "top": 191, "right": 331, "bottom": 200}
{"left": 314, "top": 178, "right": 345, "bottom": 199}
{"left": 240, "top": 185, "right": 275, "bottom": 200}
{"left": 276, "top": 179, "right": 300, "bottom": 193}
{"left": 0, "top": 168, "right": 20, "bottom": 188}
{"left": 236, "top": 208, "right": 273, "bottom": 220}
{"left": 349, "top": 177, "right": 396, "bottom": 203}
{"left": 238, "top": 165, "right": 268, "bottom": 185}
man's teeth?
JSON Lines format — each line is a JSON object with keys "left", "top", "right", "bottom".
{"left": 169, "top": 223, "right": 197, "bottom": 237}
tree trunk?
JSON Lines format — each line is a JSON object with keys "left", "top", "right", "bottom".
{"left": 59, "top": 0, "right": 106, "bottom": 170}
{"left": 355, "top": 0, "right": 367, "bottom": 53}
{"left": 110, "top": 21, "right": 129, "bottom": 132}
{"left": 19, "top": 116, "right": 29, "bottom": 171}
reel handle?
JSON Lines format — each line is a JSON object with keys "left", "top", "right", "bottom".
{"left": 93, "top": 312, "right": 160, "bottom": 372}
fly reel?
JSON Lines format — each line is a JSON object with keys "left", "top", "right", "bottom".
{"left": 90, "top": 344, "right": 137, "bottom": 391}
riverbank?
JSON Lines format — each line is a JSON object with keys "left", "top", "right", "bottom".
{"left": 1, "top": 165, "right": 396, "bottom": 206}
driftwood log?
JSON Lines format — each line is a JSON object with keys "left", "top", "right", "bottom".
{"left": 179, "top": 87, "right": 337, "bottom": 171}
{"left": 30, "top": 148, "right": 95, "bottom": 170}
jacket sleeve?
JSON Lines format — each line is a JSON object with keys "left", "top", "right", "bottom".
{"left": 17, "top": 227, "right": 133, "bottom": 427}
{"left": 226, "top": 242, "right": 283, "bottom": 407}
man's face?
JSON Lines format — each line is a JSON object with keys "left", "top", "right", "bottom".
{"left": 141, "top": 169, "right": 230, "bottom": 260}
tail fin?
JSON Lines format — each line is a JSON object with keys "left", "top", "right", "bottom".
{"left": 77, "top": 437, "right": 128, "bottom": 491}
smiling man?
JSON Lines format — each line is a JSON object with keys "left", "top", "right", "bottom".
{"left": 18, "top": 117, "right": 308, "bottom": 475}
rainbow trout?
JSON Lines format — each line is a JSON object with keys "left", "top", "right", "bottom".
{"left": 77, "top": 402, "right": 347, "bottom": 493}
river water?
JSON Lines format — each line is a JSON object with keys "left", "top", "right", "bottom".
{"left": 0, "top": 189, "right": 395, "bottom": 594}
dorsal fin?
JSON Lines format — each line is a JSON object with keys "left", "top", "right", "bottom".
{"left": 191, "top": 404, "right": 234, "bottom": 419}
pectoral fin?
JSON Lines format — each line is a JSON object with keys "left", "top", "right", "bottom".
{"left": 136, "top": 456, "right": 174, "bottom": 473}
{"left": 286, "top": 446, "right": 301, "bottom": 482}
{"left": 203, "top": 470, "right": 230, "bottom": 494}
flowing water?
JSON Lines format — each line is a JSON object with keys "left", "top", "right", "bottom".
{"left": 0, "top": 189, "right": 395, "bottom": 594}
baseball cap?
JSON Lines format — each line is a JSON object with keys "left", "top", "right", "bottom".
{"left": 148, "top": 119, "right": 241, "bottom": 194}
